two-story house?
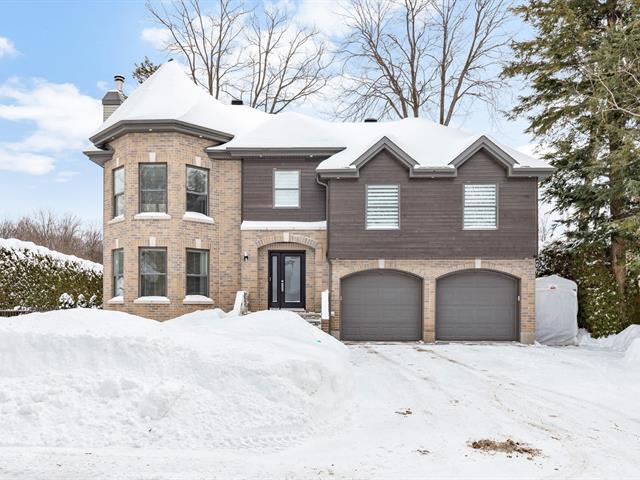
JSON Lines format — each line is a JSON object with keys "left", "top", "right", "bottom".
{"left": 85, "top": 61, "right": 553, "bottom": 343}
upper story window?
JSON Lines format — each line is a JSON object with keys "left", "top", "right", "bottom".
{"left": 273, "top": 170, "right": 300, "bottom": 208}
{"left": 366, "top": 184, "right": 400, "bottom": 230}
{"left": 463, "top": 184, "right": 497, "bottom": 229}
{"left": 186, "top": 166, "right": 208, "bottom": 215}
{"left": 112, "top": 249, "right": 124, "bottom": 297}
{"left": 139, "top": 164, "right": 167, "bottom": 213}
{"left": 139, "top": 247, "right": 167, "bottom": 297}
{"left": 113, "top": 167, "right": 124, "bottom": 218}
{"left": 186, "top": 249, "right": 209, "bottom": 297}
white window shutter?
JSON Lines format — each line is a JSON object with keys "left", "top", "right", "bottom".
{"left": 464, "top": 184, "right": 497, "bottom": 229}
{"left": 367, "top": 185, "right": 399, "bottom": 229}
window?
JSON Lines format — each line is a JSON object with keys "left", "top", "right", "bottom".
{"left": 139, "top": 248, "right": 167, "bottom": 297}
{"left": 113, "top": 249, "right": 124, "bottom": 297}
{"left": 113, "top": 167, "right": 124, "bottom": 217}
{"left": 186, "top": 166, "right": 208, "bottom": 215}
{"left": 366, "top": 184, "right": 400, "bottom": 229}
{"left": 273, "top": 170, "right": 300, "bottom": 208}
{"left": 139, "top": 164, "right": 167, "bottom": 213}
{"left": 463, "top": 184, "right": 497, "bottom": 229}
{"left": 186, "top": 249, "right": 209, "bottom": 296}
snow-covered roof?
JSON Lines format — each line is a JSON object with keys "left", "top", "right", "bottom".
{"left": 89, "top": 61, "right": 552, "bottom": 176}
{"left": 210, "top": 115, "right": 552, "bottom": 174}
{"left": 90, "top": 61, "right": 269, "bottom": 146}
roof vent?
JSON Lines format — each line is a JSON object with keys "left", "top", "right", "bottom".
{"left": 364, "top": 118, "right": 377, "bottom": 123}
{"left": 231, "top": 99, "right": 244, "bottom": 106}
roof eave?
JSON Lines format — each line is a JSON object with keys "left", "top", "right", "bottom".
{"left": 205, "top": 147, "right": 345, "bottom": 159}
{"left": 83, "top": 148, "right": 114, "bottom": 167}
{"left": 90, "top": 119, "right": 234, "bottom": 148}
{"left": 509, "top": 167, "right": 555, "bottom": 178}
{"left": 450, "top": 135, "right": 554, "bottom": 178}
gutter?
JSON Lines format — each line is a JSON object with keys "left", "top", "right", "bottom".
{"left": 316, "top": 173, "right": 331, "bottom": 331}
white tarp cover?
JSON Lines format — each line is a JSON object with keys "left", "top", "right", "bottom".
{"left": 536, "top": 275, "right": 579, "bottom": 345}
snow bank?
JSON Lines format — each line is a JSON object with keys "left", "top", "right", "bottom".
{"left": 578, "top": 324, "right": 640, "bottom": 363}
{"left": 0, "top": 238, "right": 102, "bottom": 274}
{"left": 0, "top": 309, "right": 351, "bottom": 449}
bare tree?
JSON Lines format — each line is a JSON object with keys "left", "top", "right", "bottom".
{"left": 146, "top": 0, "right": 247, "bottom": 98}
{"left": 237, "top": 6, "right": 331, "bottom": 113}
{"left": 0, "top": 210, "right": 103, "bottom": 263}
{"left": 145, "top": 0, "right": 330, "bottom": 111}
{"left": 337, "top": 0, "right": 512, "bottom": 123}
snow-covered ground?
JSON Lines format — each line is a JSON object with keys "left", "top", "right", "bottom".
{"left": 0, "top": 309, "right": 639, "bottom": 479}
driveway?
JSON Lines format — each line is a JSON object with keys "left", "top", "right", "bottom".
{"left": 1, "top": 342, "right": 639, "bottom": 479}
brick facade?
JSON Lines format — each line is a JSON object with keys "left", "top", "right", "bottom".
{"left": 99, "top": 130, "right": 536, "bottom": 343}
{"left": 102, "top": 132, "right": 241, "bottom": 320}
{"left": 329, "top": 258, "right": 536, "bottom": 343}
{"left": 240, "top": 229, "right": 329, "bottom": 312}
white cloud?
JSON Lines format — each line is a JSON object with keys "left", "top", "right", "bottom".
{"left": 53, "top": 170, "right": 80, "bottom": 183}
{"left": 141, "top": 27, "right": 171, "bottom": 49}
{"left": 0, "top": 78, "right": 102, "bottom": 175}
{"left": 295, "top": 0, "right": 351, "bottom": 37}
{"left": 0, "top": 150, "right": 53, "bottom": 175}
{"left": 0, "top": 36, "right": 18, "bottom": 58}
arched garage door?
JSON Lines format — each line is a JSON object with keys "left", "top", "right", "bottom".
{"left": 341, "top": 270, "right": 422, "bottom": 341}
{"left": 436, "top": 270, "right": 519, "bottom": 341}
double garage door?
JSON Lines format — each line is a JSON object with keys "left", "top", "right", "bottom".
{"left": 340, "top": 269, "right": 518, "bottom": 342}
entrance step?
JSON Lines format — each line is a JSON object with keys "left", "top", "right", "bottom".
{"left": 298, "top": 311, "right": 321, "bottom": 327}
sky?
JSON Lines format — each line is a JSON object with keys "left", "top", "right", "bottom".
{"left": 0, "top": 0, "right": 537, "bottom": 227}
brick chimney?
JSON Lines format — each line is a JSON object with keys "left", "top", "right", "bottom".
{"left": 102, "top": 74, "right": 126, "bottom": 121}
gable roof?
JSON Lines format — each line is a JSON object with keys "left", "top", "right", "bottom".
{"left": 88, "top": 61, "right": 553, "bottom": 177}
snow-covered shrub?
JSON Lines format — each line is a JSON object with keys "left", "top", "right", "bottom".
{"left": 0, "top": 238, "right": 102, "bottom": 311}
{"left": 58, "top": 293, "right": 75, "bottom": 310}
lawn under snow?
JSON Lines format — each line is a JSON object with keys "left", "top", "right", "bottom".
{"left": 0, "top": 309, "right": 639, "bottom": 479}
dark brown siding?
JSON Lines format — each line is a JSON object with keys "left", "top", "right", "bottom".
{"left": 242, "top": 157, "right": 326, "bottom": 221}
{"left": 328, "top": 149, "right": 538, "bottom": 259}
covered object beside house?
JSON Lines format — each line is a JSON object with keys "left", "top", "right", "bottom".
{"left": 535, "top": 275, "right": 578, "bottom": 345}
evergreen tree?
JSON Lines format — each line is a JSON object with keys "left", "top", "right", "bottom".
{"left": 504, "top": 0, "right": 640, "bottom": 297}
{"left": 132, "top": 56, "right": 160, "bottom": 84}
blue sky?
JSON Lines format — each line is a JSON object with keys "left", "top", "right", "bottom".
{"left": 0, "top": 0, "right": 535, "bottom": 226}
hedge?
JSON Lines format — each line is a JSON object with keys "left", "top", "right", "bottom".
{"left": 0, "top": 238, "right": 102, "bottom": 310}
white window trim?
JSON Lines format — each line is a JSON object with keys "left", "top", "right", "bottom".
{"left": 463, "top": 183, "right": 498, "bottom": 230}
{"left": 273, "top": 169, "right": 301, "bottom": 209}
{"left": 365, "top": 184, "right": 400, "bottom": 230}
{"left": 134, "top": 296, "right": 170, "bottom": 304}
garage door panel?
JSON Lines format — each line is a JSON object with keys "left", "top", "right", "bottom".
{"left": 341, "top": 270, "right": 422, "bottom": 341}
{"left": 436, "top": 270, "right": 518, "bottom": 341}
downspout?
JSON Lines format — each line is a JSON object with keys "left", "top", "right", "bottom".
{"left": 316, "top": 173, "right": 331, "bottom": 332}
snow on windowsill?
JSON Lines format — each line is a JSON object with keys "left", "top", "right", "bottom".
{"left": 241, "top": 220, "right": 326, "bottom": 231}
{"left": 108, "top": 215, "right": 125, "bottom": 225}
{"left": 183, "top": 295, "right": 214, "bottom": 305}
{"left": 106, "top": 296, "right": 124, "bottom": 304}
{"left": 133, "top": 296, "right": 170, "bottom": 305}
{"left": 134, "top": 212, "right": 171, "bottom": 220}
{"left": 183, "top": 212, "right": 215, "bottom": 225}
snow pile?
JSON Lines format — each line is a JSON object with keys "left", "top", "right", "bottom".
{"left": 0, "top": 238, "right": 102, "bottom": 274}
{"left": 0, "top": 309, "right": 351, "bottom": 449}
{"left": 578, "top": 324, "right": 640, "bottom": 363}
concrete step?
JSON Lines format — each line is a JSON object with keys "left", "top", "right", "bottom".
{"left": 298, "top": 311, "right": 321, "bottom": 326}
